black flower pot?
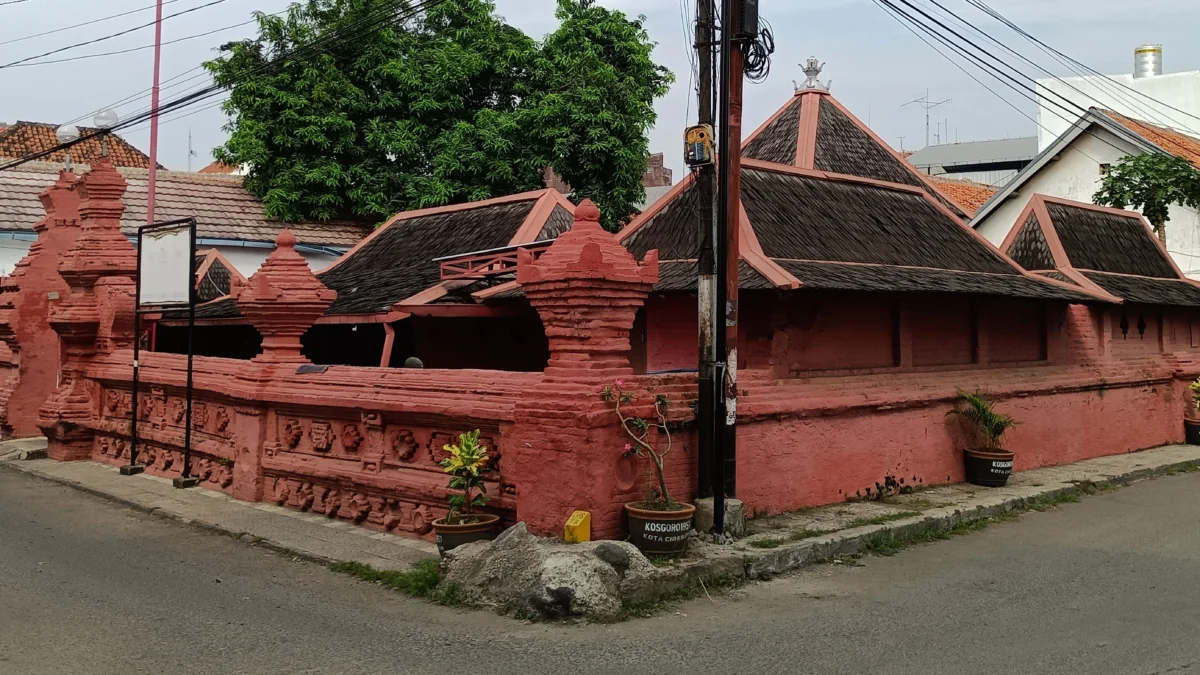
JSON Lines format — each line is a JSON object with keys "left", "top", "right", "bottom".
{"left": 625, "top": 502, "right": 696, "bottom": 555}
{"left": 1185, "top": 420, "right": 1200, "bottom": 446}
{"left": 964, "top": 449, "right": 1014, "bottom": 487}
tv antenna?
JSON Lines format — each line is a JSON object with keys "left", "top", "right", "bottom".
{"left": 902, "top": 90, "right": 951, "bottom": 148}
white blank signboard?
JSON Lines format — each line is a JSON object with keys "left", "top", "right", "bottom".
{"left": 139, "top": 225, "right": 192, "bottom": 307}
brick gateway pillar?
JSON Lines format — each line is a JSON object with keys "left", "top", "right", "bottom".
{"left": 39, "top": 158, "right": 138, "bottom": 461}
{"left": 510, "top": 200, "right": 659, "bottom": 538}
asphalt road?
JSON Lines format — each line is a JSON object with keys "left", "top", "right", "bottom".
{"left": 2, "top": 467, "right": 1200, "bottom": 675}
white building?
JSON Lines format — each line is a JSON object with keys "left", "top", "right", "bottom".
{"left": 972, "top": 109, "right": 1200, "bottom": 278}
{"left": 1035, "top": 45, "right": 1200, "bottom": 152}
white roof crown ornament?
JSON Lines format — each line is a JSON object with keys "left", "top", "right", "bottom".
{"left": 794, "top": 56, "right": 831, "bottom": 92}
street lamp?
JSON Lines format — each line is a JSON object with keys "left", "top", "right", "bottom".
{"left": 94, "top": 109, "right": 119, "bottom": 157}
{"left": 55, "top": 124, "right": 79, "bottom": 171}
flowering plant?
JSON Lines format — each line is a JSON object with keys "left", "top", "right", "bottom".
{"left": 439, "top": 429, "right": 490, "bottom": 525}
{"left": 1190, "top": 378, "right": 1200, "bottom": 413}
{"left": 601, "top": 379, "right": 680, "bottom": 510}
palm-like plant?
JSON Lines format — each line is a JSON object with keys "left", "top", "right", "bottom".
{"left": 947, "top": 391, "right": 1017, "bottom": 452}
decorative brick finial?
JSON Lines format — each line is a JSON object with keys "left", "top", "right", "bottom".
{"left": 517, "top": 199, "right": 658, "bottom": 380}
{"left": 59, "top": 157, "right": 137, "bottom": 288}
{"left": 235, "top": 229, "right": 336, "bottom": 364}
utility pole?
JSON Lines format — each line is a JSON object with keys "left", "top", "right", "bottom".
{"left": 902, "top": 89, "right": 951, "bottom": 148}
{"left": 694, "top": 0, "right": 718, "bottom": 507}
{"left": 710, "top": 0, "right": 746, "bottom": 536}
{"left": 146, "top": 0, "right": 164, "bottom": 224}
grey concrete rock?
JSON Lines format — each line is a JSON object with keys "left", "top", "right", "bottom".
{"left": 440, "top": 523, "right": 662, "bottom": 620}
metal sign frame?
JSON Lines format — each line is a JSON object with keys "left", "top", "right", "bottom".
{"left": 123, "top": 217, "right": 200, "bottom": 489}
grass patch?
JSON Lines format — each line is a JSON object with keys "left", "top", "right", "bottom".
{"left": 843, "top": 511, "right": 922, "bottom": 529}
{"left": 330, "top": 559, "right": 464, "bottom": 606}
{"left": 748, "top": 537, "right": 786, "bottom": 549}
{"left": 614, "top": 573, "right": 745, "bottom": 621}
{"left": 1164, "top": 461, "right": 1200, "bottom": 476}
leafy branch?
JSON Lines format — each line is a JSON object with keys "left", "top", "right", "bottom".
{"left": 601, "top": 379, "right": 675, "bottom": 506}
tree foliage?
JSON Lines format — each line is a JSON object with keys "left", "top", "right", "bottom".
{"left": 205, "top": 0, "right": 671, "bottom": 229}
{"left": 1094, "top": 152, "right": 1200, "bottom": 244}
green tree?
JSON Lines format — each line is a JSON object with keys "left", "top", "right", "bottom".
{"left": 1094, "top": 152, "right": 1200, "bottom": 245}
{"left": 524, "top": 0, "right": 673, "bottom": 229}
{"left": 205, "top": 0, "right": 671, "bottom": 228}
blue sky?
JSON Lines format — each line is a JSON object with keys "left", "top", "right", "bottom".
{"left": 3, "top": 0, "right": 1200, "bottom": 175}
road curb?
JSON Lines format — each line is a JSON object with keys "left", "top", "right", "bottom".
{"left": 0, "top": 460, "right": 343, "bottom": 569}
{"left": 674, "top": 457, "right": 1200, "bottom": 589}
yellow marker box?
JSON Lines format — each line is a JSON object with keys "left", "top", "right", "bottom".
{"left": 564, "top": 510, "right": 591, "bottom": 543}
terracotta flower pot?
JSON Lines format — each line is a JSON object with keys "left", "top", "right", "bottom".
{"left": 964, "top": 448, "right": 1015, "bottom": 487}
{"left": 1186, "top": 419, "right": 1200, "bottom": 446}
{"left": 432, "top": 514, "right": 500, "bottom": 555}
{"left": 625, "top": 502, "right": 696, "bottom": 555}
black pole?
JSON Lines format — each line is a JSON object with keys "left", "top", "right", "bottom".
{"left": 695, "top": 0, "right": 717, "bottom": 502}
{"left": 711, "top": 0, "right": 735, "bottom": 536}
{"left": 174, "top": 218, "right": 199, "bottom": 489}
{"left": 121, "top": 229, "right": 146, "bottom": 476}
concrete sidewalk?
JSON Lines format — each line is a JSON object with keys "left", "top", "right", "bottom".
{"left": 0, "top": 451, "right": 436, "bottom": 571}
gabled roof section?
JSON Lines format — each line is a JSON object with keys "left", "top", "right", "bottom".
{"left": 195, "top": 249, "right": 248, "bottom": 302}
{"left": 739, "top": 91, "right": 970, "bottom": 218}
{"left": 318, "top": 189, "right": 575, "bottom": 316}
{"left": 1100, "top": 110, "right": 1200, "bottom": 169}
{"left": 614, "top": 158, "right": 1105, "bottom": 303}
{"left": 1000, "top": 195, "right": 1200, "bottom": 307}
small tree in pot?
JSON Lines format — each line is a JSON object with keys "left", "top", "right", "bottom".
{"left": 432, "top": 430, "right": 500, "bottom": 554}
{"left": 948, "top": 391, "right": 1018, "bottom": 487}
{"left": 602, "top": 379, "right": 694, "bottom": 555}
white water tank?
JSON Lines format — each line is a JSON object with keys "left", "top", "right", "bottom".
{"left": 1134, "top": 44, "right": 1163, "bottom": 78}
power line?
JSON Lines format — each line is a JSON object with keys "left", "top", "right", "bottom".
{"left": 918, "top": 0, "right": 1200, "bottom": 138}
{"left": 0, "top": 0, "right": 449, "bottom": 172}
{"left": 0, "top": 0, "right": 33, "bottom": 5}
{"left": 0, "top": 0, "right": 230, "bottom": 69}
{"left": 4, "top": 16, "right": 261, "bottom": 68}
{"left": 0, "top": 0, "right": 186, "bottom": 47}
{"left": 965, "top": 0, "right": 1200, "bottom": 128}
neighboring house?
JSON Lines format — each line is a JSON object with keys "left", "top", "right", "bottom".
{"left": 906, "top": 136, "right": 1038, "bottom": 186}
{"left": 971, "top": 109, "right": 1200, "bottom": 278}
{"left": 198, "top": 161, "right": 247, "bottom": 175}
{"left": 544, "top": 152, "right": 677, "bottom": 212}
{"left": 1035, "top": 45, "right": 1200, "bottom": 152}
{"left": 0, "top": 121, "right": 158, "bottom": 169}
{"left": 0, "top": 161, "right": 370, "bottom": 276}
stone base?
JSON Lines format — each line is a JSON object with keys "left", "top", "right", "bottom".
{"left": 119, "top": 464, "right": 145, "bottom": 476}
{"left": 173, "top": 476, "right": 201, "bottom": 489}
{"left": 45, "top": 438, "right": 92, "bottom": 462}
{"left": 693, "top": 497, "right": 746, "bottom": 536}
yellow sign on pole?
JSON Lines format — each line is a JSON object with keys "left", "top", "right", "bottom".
{"left": 564, "top": 510, "right": 591, "bottom": 543}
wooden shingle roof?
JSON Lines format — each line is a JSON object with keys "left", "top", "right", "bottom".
{"left": 318, "top": 189, "right": 575, "bottom": 316}
{"left": 609, "top": 89, "right": 1105, "bottom": 304}
{"left": 1000, "top": 194, "right": 1200, "bottom": 307}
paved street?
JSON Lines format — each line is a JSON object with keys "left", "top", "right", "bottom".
{"left": 2, "top": 466, "right": 1199, "bottom": 675}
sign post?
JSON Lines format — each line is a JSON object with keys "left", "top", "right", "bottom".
{"left": 125, "top": 217, "right": 199, "bottom": 489}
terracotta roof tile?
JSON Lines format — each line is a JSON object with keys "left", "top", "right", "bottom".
{"left": 198, "top": 161, "right": 238, "bottom": 174}
{"left": 927, "top": 176, "right": 997, "bottom": 216}
{"left": 0, "top": 161, "right": 370, "bottom": 248}
{"left": 1101, "top": 110, "right": 1200, "bottom": 169}
{"left": 0, "top": 121, "right": 155, "bottom": 169}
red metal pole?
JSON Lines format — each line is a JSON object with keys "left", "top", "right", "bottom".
{"left": 146, "top": 0, "right": 164, "bottom": 225}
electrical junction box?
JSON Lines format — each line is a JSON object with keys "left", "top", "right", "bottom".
{"left": 735, "top": 0, "right": 760, "bottom": 40}
{"left": 685, "top": 124, "right": 715, "bottom": 167}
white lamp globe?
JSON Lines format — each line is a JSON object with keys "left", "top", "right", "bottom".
{"left": 55, "top": 124, "right": 79, "bottom": 144}
{"left": 93, "top": 109, "right": 119, "bottom": 130}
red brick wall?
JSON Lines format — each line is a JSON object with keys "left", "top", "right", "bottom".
{"left": 1110, "top": 305, "right": 1163, "bottom": 360}
{"left": 986, "top": 298, "right": 1046, "bottom": 363}
{"left": 911, "top": 296, "right": 974, "bottom": 367}
{"left": 645, "top": 294, "right": 697, "bottom": 372}
{"left": 783, "top": 293, "right": 896, "bottom": 372}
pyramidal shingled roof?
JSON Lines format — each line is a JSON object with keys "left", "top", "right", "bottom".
{"left": 1001, "top": 194, "right": 1200, "bottom": 306}
{"left": 611, "top": 89, "right": 1107, "bottom": 304}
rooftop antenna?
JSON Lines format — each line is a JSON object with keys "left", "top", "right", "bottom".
{"left": 902, "top": 90, "right": 951, "bottom": 148}
{"left": 794, "top": 56, "right": 830, "bottom": 92}
{"left": 187, "top": 128, "right": 197, "bottom": 172}
{"left": 898, "top": 136, "right": 906, "bottom": 153}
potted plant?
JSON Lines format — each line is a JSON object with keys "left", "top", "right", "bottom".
{"left": 948, "top": 391, "right": 1018, "bottom": 487}
{"left": 602, "top": 380, "right": 695, "bottom": 555}
{"left": 1186, "top": 378, "right": 1200, "bottom": 445}
{"left": 432, "top": 430, "right": 500, "bottom": 554}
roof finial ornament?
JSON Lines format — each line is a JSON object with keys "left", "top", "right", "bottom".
{"left": 795, "top": 56, "right": 830, "bottom": 92}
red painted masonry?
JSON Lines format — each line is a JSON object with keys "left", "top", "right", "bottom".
{"left": 4, "top": 174, "right": 1200, "bottom": 542}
